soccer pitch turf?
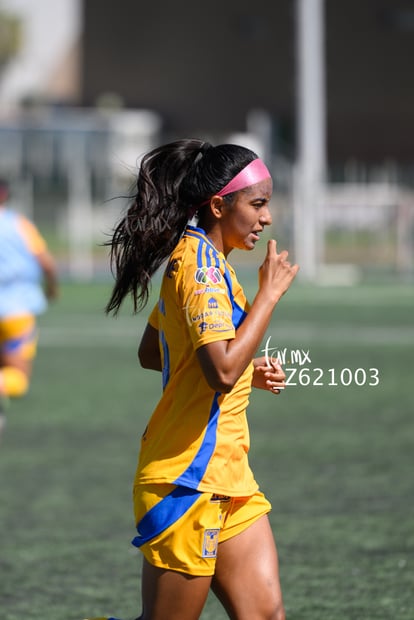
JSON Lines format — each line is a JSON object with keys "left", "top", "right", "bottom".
{"left": 0, "top": 277, "right": 413, "bottom": 620}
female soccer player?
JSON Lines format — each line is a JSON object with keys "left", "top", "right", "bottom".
{"left": 98, "top": 139, "right": 299, "bottom": 620}
{"left": 0, "top": 179, "right": 59, "bottom": 422}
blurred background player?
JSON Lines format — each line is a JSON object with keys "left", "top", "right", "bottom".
{"left": 0, "top": 179, "right": 59, "bottom": 431}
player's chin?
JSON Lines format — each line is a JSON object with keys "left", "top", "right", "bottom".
{"left": 244, "top": 237, "right": 259, "bottom": 250}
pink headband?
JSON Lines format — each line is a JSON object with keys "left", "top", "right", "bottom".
{"left": 216, "top": 159, "right": 271, "bottom": 196}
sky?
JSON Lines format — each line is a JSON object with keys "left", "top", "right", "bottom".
{"left": 0, "top": 0, "right": 81, "bottom": 103}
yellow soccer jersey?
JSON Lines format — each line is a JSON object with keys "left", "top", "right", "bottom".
{"left": 135, "top": 225, "right": 258, "bottom": 497}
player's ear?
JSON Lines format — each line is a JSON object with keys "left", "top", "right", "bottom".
{"left": 209, "top": 195, "right": 225, "bottom": 219}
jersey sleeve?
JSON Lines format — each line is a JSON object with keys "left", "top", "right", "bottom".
{"left": 179, "top": 262, "right": 235, "bottom": 350}
{"left": 17, "top": 215, "right": 47, "bottom": 255}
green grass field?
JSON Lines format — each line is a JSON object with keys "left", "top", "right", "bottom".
{"left": 1, "top": 276, "right": 413, "bottom": 620}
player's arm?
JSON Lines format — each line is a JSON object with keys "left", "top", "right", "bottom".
{"left": 196, "top": 240, "right": 298, "bottom": 393}
{"left": 18, "top": 215, "right": 59, "bottom": 300}
{"left": 197, "top": 311, "right": 275, "bottom": 393}
{"left": 138, "top": 323, "right": 162, "bottom": 371}
{"left": 37, "top": 249, "right": 59, "bottom": 301}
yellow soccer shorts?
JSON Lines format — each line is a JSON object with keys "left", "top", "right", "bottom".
{"left": 132, "top": 483, "right": 272, "bottom": 576}
{"left": 0, "top": 314, "right": 38, "bottom": 361}
{"left": 0, "top": 314, "right": 37, "bottom": 396}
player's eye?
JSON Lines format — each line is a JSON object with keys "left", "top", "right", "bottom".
{"left": 252, "top": 200, "right": 267, "bottom": 209}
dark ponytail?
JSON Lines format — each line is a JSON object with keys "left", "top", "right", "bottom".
{"left": 106, "top": 139, "right": 257, "bottom": 314}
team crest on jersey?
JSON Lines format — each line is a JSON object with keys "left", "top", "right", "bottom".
{"left": 208, "top": 297, "right": 218, "bottom": 308}
{"left": 194, "top": 266, "right": 222, "bottom": 285}
{"left": 202, "top": 528, "right": 220, "bottom": 558}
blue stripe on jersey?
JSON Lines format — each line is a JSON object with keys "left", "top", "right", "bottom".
{"left": 160, "top": 329, "right": 170, "bottom": 389}
{"left": 197, "top": 236, "right": 204, "bottom": 267}
{"left": 132, "top": 485, "right": 202, "bottom": 547}
{"left": 185, "top": 226, "right": 217, "bottom": 265}
{"left": 184, "top": 225, "right": 207, "bottom": 241}
{"left": 173, "top": 392, "right": 221, "bottom": 488}
{"left": 184, "top": 226, "right": 209, "bottom": 267}
{"left": 210, "top": 246, "right": 247, "bottom": 329}
{"left": 185, "top": 226, "right": 232, "bottom": 275}
{"left": 231, "top": 301, "right": 247, "bottom": 329}
{"left": 207, "top": 244, "right": 215, "bottom": 268}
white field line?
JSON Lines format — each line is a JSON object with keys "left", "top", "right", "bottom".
{"left": 38, "top": 323, "right": 414, "bottom": 347}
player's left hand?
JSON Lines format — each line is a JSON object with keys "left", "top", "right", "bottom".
{"left": 252, "top": 356, "right": 286, "bottom": 395}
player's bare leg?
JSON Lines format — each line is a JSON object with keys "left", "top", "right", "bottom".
{"left": 136, "top": 558, "right": 212, "bottom": 620}
{"left": 211, "top": 514, "right": 285, "bottom": 620}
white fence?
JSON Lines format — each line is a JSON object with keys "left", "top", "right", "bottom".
{"left": 1, "top": 109, "right": 413, "bottom": 283}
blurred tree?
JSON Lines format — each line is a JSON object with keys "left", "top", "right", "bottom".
{"left": 0, "top": 9, "right": 21, "bottom": 70}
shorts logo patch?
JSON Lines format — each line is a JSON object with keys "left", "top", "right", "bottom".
{"left": 202, "top": 528, "right": 220, "bottom": 558}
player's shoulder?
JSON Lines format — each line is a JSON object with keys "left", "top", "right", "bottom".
{"left": 1, "top": 207, "right": 18, "bottom": 222}
{"left": 165, "top": 234, "right": 198, "bottom": 275}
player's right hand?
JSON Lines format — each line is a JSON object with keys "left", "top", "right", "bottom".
{"left": 258, "top": 239, "right": 299, "bottom": 301}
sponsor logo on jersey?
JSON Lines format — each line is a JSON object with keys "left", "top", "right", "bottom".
{"left": 190, "top": 308, "right": 232, "bottom": 324}
{"left": 194, "top": 266, "right": 222, "bottom": 285}
{"left": 197, "top": 320, "right": 233, "bottom": 334}
{"left": 193, "top": 287, "right": 225, "bottom": 296}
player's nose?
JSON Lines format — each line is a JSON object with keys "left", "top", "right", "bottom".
{"left": 259, "top": 206, "right": 272, "bottom": 226}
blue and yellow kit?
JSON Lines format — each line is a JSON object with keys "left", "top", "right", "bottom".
{"left": 0, "top": 209, "right": 48, "bottom": 318}
{"left": 134, "top": 225, "right": 258, "bottom": 497}
{"left": 0, "top": 209, "right": 49, "bottom": 396}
